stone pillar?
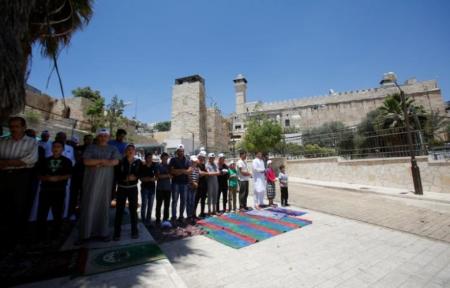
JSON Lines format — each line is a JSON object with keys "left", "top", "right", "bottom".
{"left": 171, "top": 75, "right": 207, "bottom": 150}
{"left": 234, "top": 74, "right": 247, "bottom": 115}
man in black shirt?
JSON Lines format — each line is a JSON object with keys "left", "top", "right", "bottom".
{"left": 217, "top": 153, "right": 229, "bottom": 213}
{"left": 139, "top": 153, "right": 158, "bottom": 225}
{"left": 194, "top": 151, "right": 208, "bottom": 218}
{"left": 114, "top": 144, "right": 142, "bottom": 240}
{"left": 37, "top": 141, "right": 72, "bottom": 240}
{"left": 168, "top": 144, "right": 191, "bottom": 222}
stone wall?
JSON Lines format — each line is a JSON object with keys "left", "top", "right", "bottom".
{"left": 286, "top": 156, "right": 450, "bottom": 193}
{"left": 234, "top": 78, "right": 447, "bottom": 132}
{"left": 206, "top": 107, "right": 229, "bottom": 152}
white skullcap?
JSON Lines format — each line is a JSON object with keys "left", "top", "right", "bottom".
{"left": 96, "top": 128, "right": 110, "bottom": 136}
{"left": 218, "top": 153, "right": 225, "bottom": 158}
{"left": 190, "top": 155, "right": 198, "bottom": 162}
{"left": 267, "top": 160, "right": 273, "bottom": 164}
{"left": 177, "top": 144, "right": 184, "bottom": 151}
{"left": 198, "top": 151, "right": 207, "bottom": 158}
{"left": 208, "top": 152, "right": 215, "bottom": 158}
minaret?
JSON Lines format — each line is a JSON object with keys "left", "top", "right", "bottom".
{"left": 234, "top": 74, "right": 247, "bottom": 114}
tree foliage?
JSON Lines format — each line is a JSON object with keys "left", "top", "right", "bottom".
{"left": 375, "top": 93, "right": 427, "bottom": 130}
{"left": 106, "top": 95, "right": 126, "bottom": 134}
{"left": 154, "top": 121, "right": 171, "bottom": 132}
{"left": 242, "top": 116, "right": 282, "bottom": 153}
{"left": 72, "top": 86, "right": 102, "bottom": 101}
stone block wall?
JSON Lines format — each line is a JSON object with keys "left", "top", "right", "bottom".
{"left": 286, "top": 156, "right": 450, "bottom": 193}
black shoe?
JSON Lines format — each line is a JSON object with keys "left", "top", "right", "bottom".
{"left": 131, "top": 232, "right": 139, "bottom": 239}
{"left": 285, "top": 203, "right": 290, "bottom": 206}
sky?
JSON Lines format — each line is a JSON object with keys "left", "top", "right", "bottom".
{"left": 28, "top": 0, "right": 450, "bottom": 124}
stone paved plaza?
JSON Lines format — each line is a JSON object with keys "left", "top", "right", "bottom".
{"left": 162, "top": 205, "right": 450, "bottom": 288}
{"left": 19, "top": 184, "right": 450, "bottom": 288}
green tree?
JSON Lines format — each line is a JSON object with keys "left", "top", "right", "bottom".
{"left": 154, "top": 121, "right": 171, "bottom": 132}
{"left": 72, "top": 87, "right": 102, "bottom": 101}
{"left": 375, "top": 93, "right": 427, "bottom": 130}
{"left": 242, "top": 116, "right": 282, "bottom": 153}
{"left": 106, "top": 95, "right": 126, "bottom": 134}
{"left": 302, "top": 121, "right": 354, "bottom": 154}
{"left": 1, "top": 0, "right": 93, "bottom": 119}
{"left": 72, "top": 86, "right": 106, "bottom": 132}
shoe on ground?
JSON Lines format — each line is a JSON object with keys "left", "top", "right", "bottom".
{"left": 131, "top": 232, "right": 139, "bottom": 239}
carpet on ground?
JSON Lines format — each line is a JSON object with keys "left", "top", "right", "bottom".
{"left": 198, "top": 209, "right": 312, "bottom": 249}
{"left": 245, "top": 209, "right": 287, "bottom": 219}
{"left": 147, "top": 223, "right": 206, "bottom": 244}
{"left": 80, "top": 242, "right": 166, "bottom": 276}
{"left": 266, "top": 207, "right": 307, "bottom": 216}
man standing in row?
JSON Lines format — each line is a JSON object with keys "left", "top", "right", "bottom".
{"left": 217, "top": 153, "right": 229, "bottom": 213}
{"left": 237, "top": 151, "right": 251, "bottom": 211}
{"left": 0, "top": 117, "right": 38, "bottom": 247}
{"left": 78, "top": 128, "right": 121, "bottom": 243}
{"left": 169, "top": 144, "right": 191, "bottom": 222}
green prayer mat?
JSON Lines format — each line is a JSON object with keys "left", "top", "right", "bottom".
{"left": 81, "top": 243, "right": 166, "bottom": 275}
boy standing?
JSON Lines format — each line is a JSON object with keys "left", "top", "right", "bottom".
{"left": 279, "top": 165, "right": 289, "bottom": 206}
{"left": 113, "top": 144, "right": 142, "bottom": 240}
{"left": 227, "top": 161, "right": 238, "bottom": 212}
{"left": 37, "top": 141, "right": 72, "bottom": 240}
{"left": 187, "top": 155, "right": 200, "bottom": 223}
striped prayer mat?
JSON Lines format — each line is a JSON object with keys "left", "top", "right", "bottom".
{"left": 198, "top": 211, "right": 312, "bottom": 249}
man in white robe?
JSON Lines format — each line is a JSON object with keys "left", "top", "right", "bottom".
{"left": 252, "top": 152, "right": 266, "bottom": 209}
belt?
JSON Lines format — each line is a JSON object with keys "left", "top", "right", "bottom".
{"left": 118, "top": 184, "right": 138, "bottom": 189}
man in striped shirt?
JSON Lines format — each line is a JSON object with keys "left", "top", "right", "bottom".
{"left": 0, "top": 116, "right": 38, "bottom": 247}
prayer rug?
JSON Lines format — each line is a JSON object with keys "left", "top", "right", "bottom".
{"left": 245, "top": 209, "right": 286, "bottom": 219}
{"left": 147, "top": 223, "right": 207, "bottom": 244}
{"left": 80, "top": 243, "right": 166, "bottom": 276}
{"left": 266, "top": 207, "right": 307, "bottom": 217}
{"left": 198, "top": 212, "right": 312, "bottom": 249}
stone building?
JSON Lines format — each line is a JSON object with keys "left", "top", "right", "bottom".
{"left": 164, "top": 75, "right": 230, "bottom": 154}
{"left": 230, "top": 73, "right": 447, "bottom": 141}
{"left": 21, "top": 85, "right": 92, "bottom": 137}
{"left": 166, "top": 75, "right": 207, "bottom": 154}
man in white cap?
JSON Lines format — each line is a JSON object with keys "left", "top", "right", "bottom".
{"left": 237, "top": 151, "right": 252, "bottom": 210}
{"left": 77, "top": 128, "right": 121, "bottom": 243}
{"left": 206, "top": 152, "right": 220, "bottom": 215}
{"left": 194, "top": 150, "right": 208, "bottom": 218}
{"left": 252, "top": 151, "right": 266, "bottom": 209}
{"left": 168, "top": 144, "right": 191, "bottom": 222}
{"left": 217, "top": 153, "right": 229, "bottom": 212}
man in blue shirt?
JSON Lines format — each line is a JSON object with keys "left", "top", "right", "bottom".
{"left": 108, "top": 129, "right": 128, "bottom": 155}
{"left": 168, "top": 144, "right": 191, "bottom": 223}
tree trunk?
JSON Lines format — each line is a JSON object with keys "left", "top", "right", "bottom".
{"left": 0, "top": 0, "right": 36, "bottom": 121}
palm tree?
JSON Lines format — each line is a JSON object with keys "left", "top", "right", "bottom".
{"left": 375, "top": 93, "right": 428, "bottom": 155}
{"left": 0, "top": 0, "right": 93, "bottom": 120}
{"left": 375, "top": 93, "right": 426, "bottom": 130}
